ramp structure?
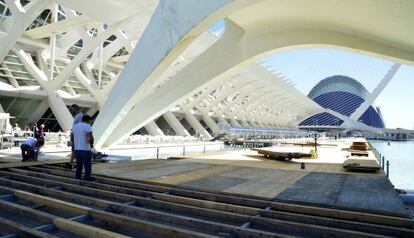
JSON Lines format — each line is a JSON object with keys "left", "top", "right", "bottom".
{"left": 0, "top": 162, "right": 414, "bottom": 237}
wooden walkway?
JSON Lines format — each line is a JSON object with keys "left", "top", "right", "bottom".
{"left": 0, "top": 163, "right": 413, "bottom": 237}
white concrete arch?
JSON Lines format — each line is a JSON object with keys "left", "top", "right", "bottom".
{"left": 93, "top": 0, "right": 264, "bottom": 147}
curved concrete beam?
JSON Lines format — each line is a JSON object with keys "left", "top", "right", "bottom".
{"left": 93, "top": 0, "right": 262, "bottom": 148}
{"left": 95, "top": 2, "right": 414, "bottom": 147}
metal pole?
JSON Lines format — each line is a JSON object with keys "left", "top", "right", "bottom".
{"left": 386, "top": 160, "right": 390, "bottom": 178}
{"left": 156, "top": 147, "right": 159, "bottom": 159}
{"left": 183, "top": 146, "right": 185, "bottom": 156}
{"left": 203, "top": 145, "right": 206, "bottom": 154}
{"left": 382, "top": 156, "right": 385, "bottom": 169}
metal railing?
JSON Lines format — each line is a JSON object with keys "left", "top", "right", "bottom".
{"left": 369, "top": 141, "right": 390, "bottom": 178}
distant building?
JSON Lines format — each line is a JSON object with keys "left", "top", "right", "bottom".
{"left": 300, "top": 75, "right": 385, "bottom": 128}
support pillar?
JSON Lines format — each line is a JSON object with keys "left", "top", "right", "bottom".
{"left": 200, "top": 112, "right": 220, "bottom": 135}
{"left": 230, "top": 117, "right": 241, "bottom": 127}
{"left": 184, "top": 112, "right": 212, "bottom": 140}
{"left": 14, "top": 48, "right": 73, "bottom": 130}
{"left": 163, "top": 111, "right": 190, "bottom": 137}
{"left": 144, "top": 121, "right": 165, "bottom": 136}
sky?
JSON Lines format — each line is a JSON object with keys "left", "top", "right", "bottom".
{"left": 262, "top": 49, "right": 414, "bottom": 130}
{"left": 209, "top": 21, "right": 414, "bottom": 129}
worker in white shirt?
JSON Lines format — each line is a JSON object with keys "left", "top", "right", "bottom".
{"left": 72, "top": 115, "right": 94, "bottom": 181}
{"left": 69, "top": 104, "right": 84, "bottom": 163}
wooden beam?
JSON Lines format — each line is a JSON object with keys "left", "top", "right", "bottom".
{"left": 0, "top": 178, "right": 248, "bottom": 227}
{"left": 0, "top": 160, "right": 68, "bottom": 169}
{"left": 13, "top": 167, "right": 414, "bottom": 228}
{"left": 13, "top": 186, "right": 237, "bottom": 235}
{"left": 0, "top": 198, "right": 55, "bottom": 224}
{"left": 250, "top": 216, "right": 387, "bottom": 238}
{"left": 53, "top": 218, "right": 131, "bottom": 238}
{"left": 0, "top": 217, "right": 57, "bottom": 238}
{"left": 2, "top": 170, "right": 262, "bottom": 216}
{"left": 260, "top": 210, "right": 414, "bottom": 238}
{"left": 7, "top": 187, "right": 221, "bottom": 238}
{"left": 153, "top": 193, "right": 261, "bottom": 216}
{"left": 35, "top": 165, "right": 274, "bottom": 203}
{"left": 14, "top": 190, "right": 89, "bottom": 216}
{"left": 271, "top": 202, "right": 414, "bottom": 228}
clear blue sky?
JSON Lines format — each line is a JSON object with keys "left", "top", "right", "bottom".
{"left": 209, "top": 22, "right": 414, "bottom": 129}
{"left": 262, "top": 49, "right": 414, "bottom": 129}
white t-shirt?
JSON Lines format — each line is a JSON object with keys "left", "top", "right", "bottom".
{"left": 72, "top": 112, "right": 84, "bottom": 128}
{"left": 23, "top": 137, "right": 37, "bottom": 148}
{"left": 72, "top": 122, "right": 92, "bottom": 151}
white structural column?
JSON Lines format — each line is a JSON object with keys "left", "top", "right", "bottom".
{"left": 93, "top": 1, "right": 260, "bottom": 148}
{"left": 200, "top": 111, "right": 220, "bottom": 135}
{"left": 349, "top": 63, "right": 401, "bottom": 121}
{"left": 184, "top": 112, "right": 212, "bottom": 140}
{"left": 163, "top": 111, "right": 191, "bottom": 137}
{"left": 144, "top": 121, "right": 165, "bottom": 136}
{"left": 14, "top": 48, "right": 74, "bottom": 130}
{"left": 217, "top": 116, "right": 230, "bottom": 127}
{"left": 229, "top": 117, "right": 241, "bottom": 126}
{"left": 26, "top": 99, "right": 49, "bottom": 125}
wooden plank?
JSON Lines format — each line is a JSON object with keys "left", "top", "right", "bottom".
{"left": 0, "top": 198, "right": 55, "bottom": 224}
{"left": 6, "top": 169, "right": 261, "bottom": 216}
{"left": 260, "top": 209, "right": 414, "bottom": 238}
{"left": 0, "top": 217, "right": 57, "bottom": 238}
{"left": 53, "top": 218, "right": 131, "bottom": 238}
{"left": 271, "top": 202, "right": 414, "bottom": 228}
{"left": 15, "top": 167, "right": 270, "bottom": 209}
{"left": 33, "top": 165, "right": 170, "bottom": 193}
{"left": 31, "top": 166, "right": 274, "bottom": 203}
{"left": 20, "top": 166, "right": 414, "bottom": 227}
{"left": 89, "top": 209, "right": 220, "bottom": 238}
{"left": 134, "top": 196, "right": 249, "bottom": 225}
{"left": 109, "top": 202, "right": 236, "bottom": 235}
{"left": 0, "top": 160, "right": 68, "bottom": 169}
{"left": 153, "top": 193, "right": 261, "bottom": 216}
{"left": 14, "top": 190, "right": 89, "bottom": 216}
{"left": 168, "top": 188, "right": 270, "bottom": 209}
{"left": 4, "top": 187, "right": 220, "bottom": 238}
{"left": 0, "top": 171, "right": 136, "bottom": 203}
{"left": 250, "top": 217, "right": 386, "bottom": 238}
{"left": 233, "top": 227, "right": 297, "bottom": 238}
{"left": 9, "top": 168, "right": 153, "bottom": 198}
{"left": 12, "top": 186, "right": 238, "bottom": 236}
{"left": 0, "top": 190, "right": 132, "bottom": 238}
{"left": 0, "top": 179, "right": 248, "bottom": 226}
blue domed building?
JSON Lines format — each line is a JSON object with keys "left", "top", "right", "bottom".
{"left": 300, "top": 75, "right": 385, "bottom": 128}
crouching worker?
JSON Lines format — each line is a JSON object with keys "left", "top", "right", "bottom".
{"left": 72, "top": 115, "right": 94, "bottom": 181}
{"left": 21, "top": 137, "right": 44, "bottom": 162}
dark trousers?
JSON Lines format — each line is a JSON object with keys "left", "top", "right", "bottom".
{"left": 21, "top": 144, "right": 34, "bottom": 162}
{"left": 75, "top": 150, "right": 92, "bottom": 180}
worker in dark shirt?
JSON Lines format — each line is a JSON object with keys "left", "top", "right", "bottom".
{"left": 21, "top": 137, "right": 44, "bottom": 162}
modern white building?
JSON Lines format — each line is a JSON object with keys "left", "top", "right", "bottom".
{"left": 1, "top": 0, "right": 414, "bottom": 148}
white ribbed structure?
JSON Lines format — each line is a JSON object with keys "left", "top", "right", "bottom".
{"left": 0, "top": 0, "right": 413, "bottom": 147}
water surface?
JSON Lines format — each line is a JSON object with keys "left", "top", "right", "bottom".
{"left": 369, "top": 140, "right": 414, "bottom": 191}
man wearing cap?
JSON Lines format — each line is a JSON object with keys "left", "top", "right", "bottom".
{"left": 72, "top": 115, "right": 94, "bottom": 180}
